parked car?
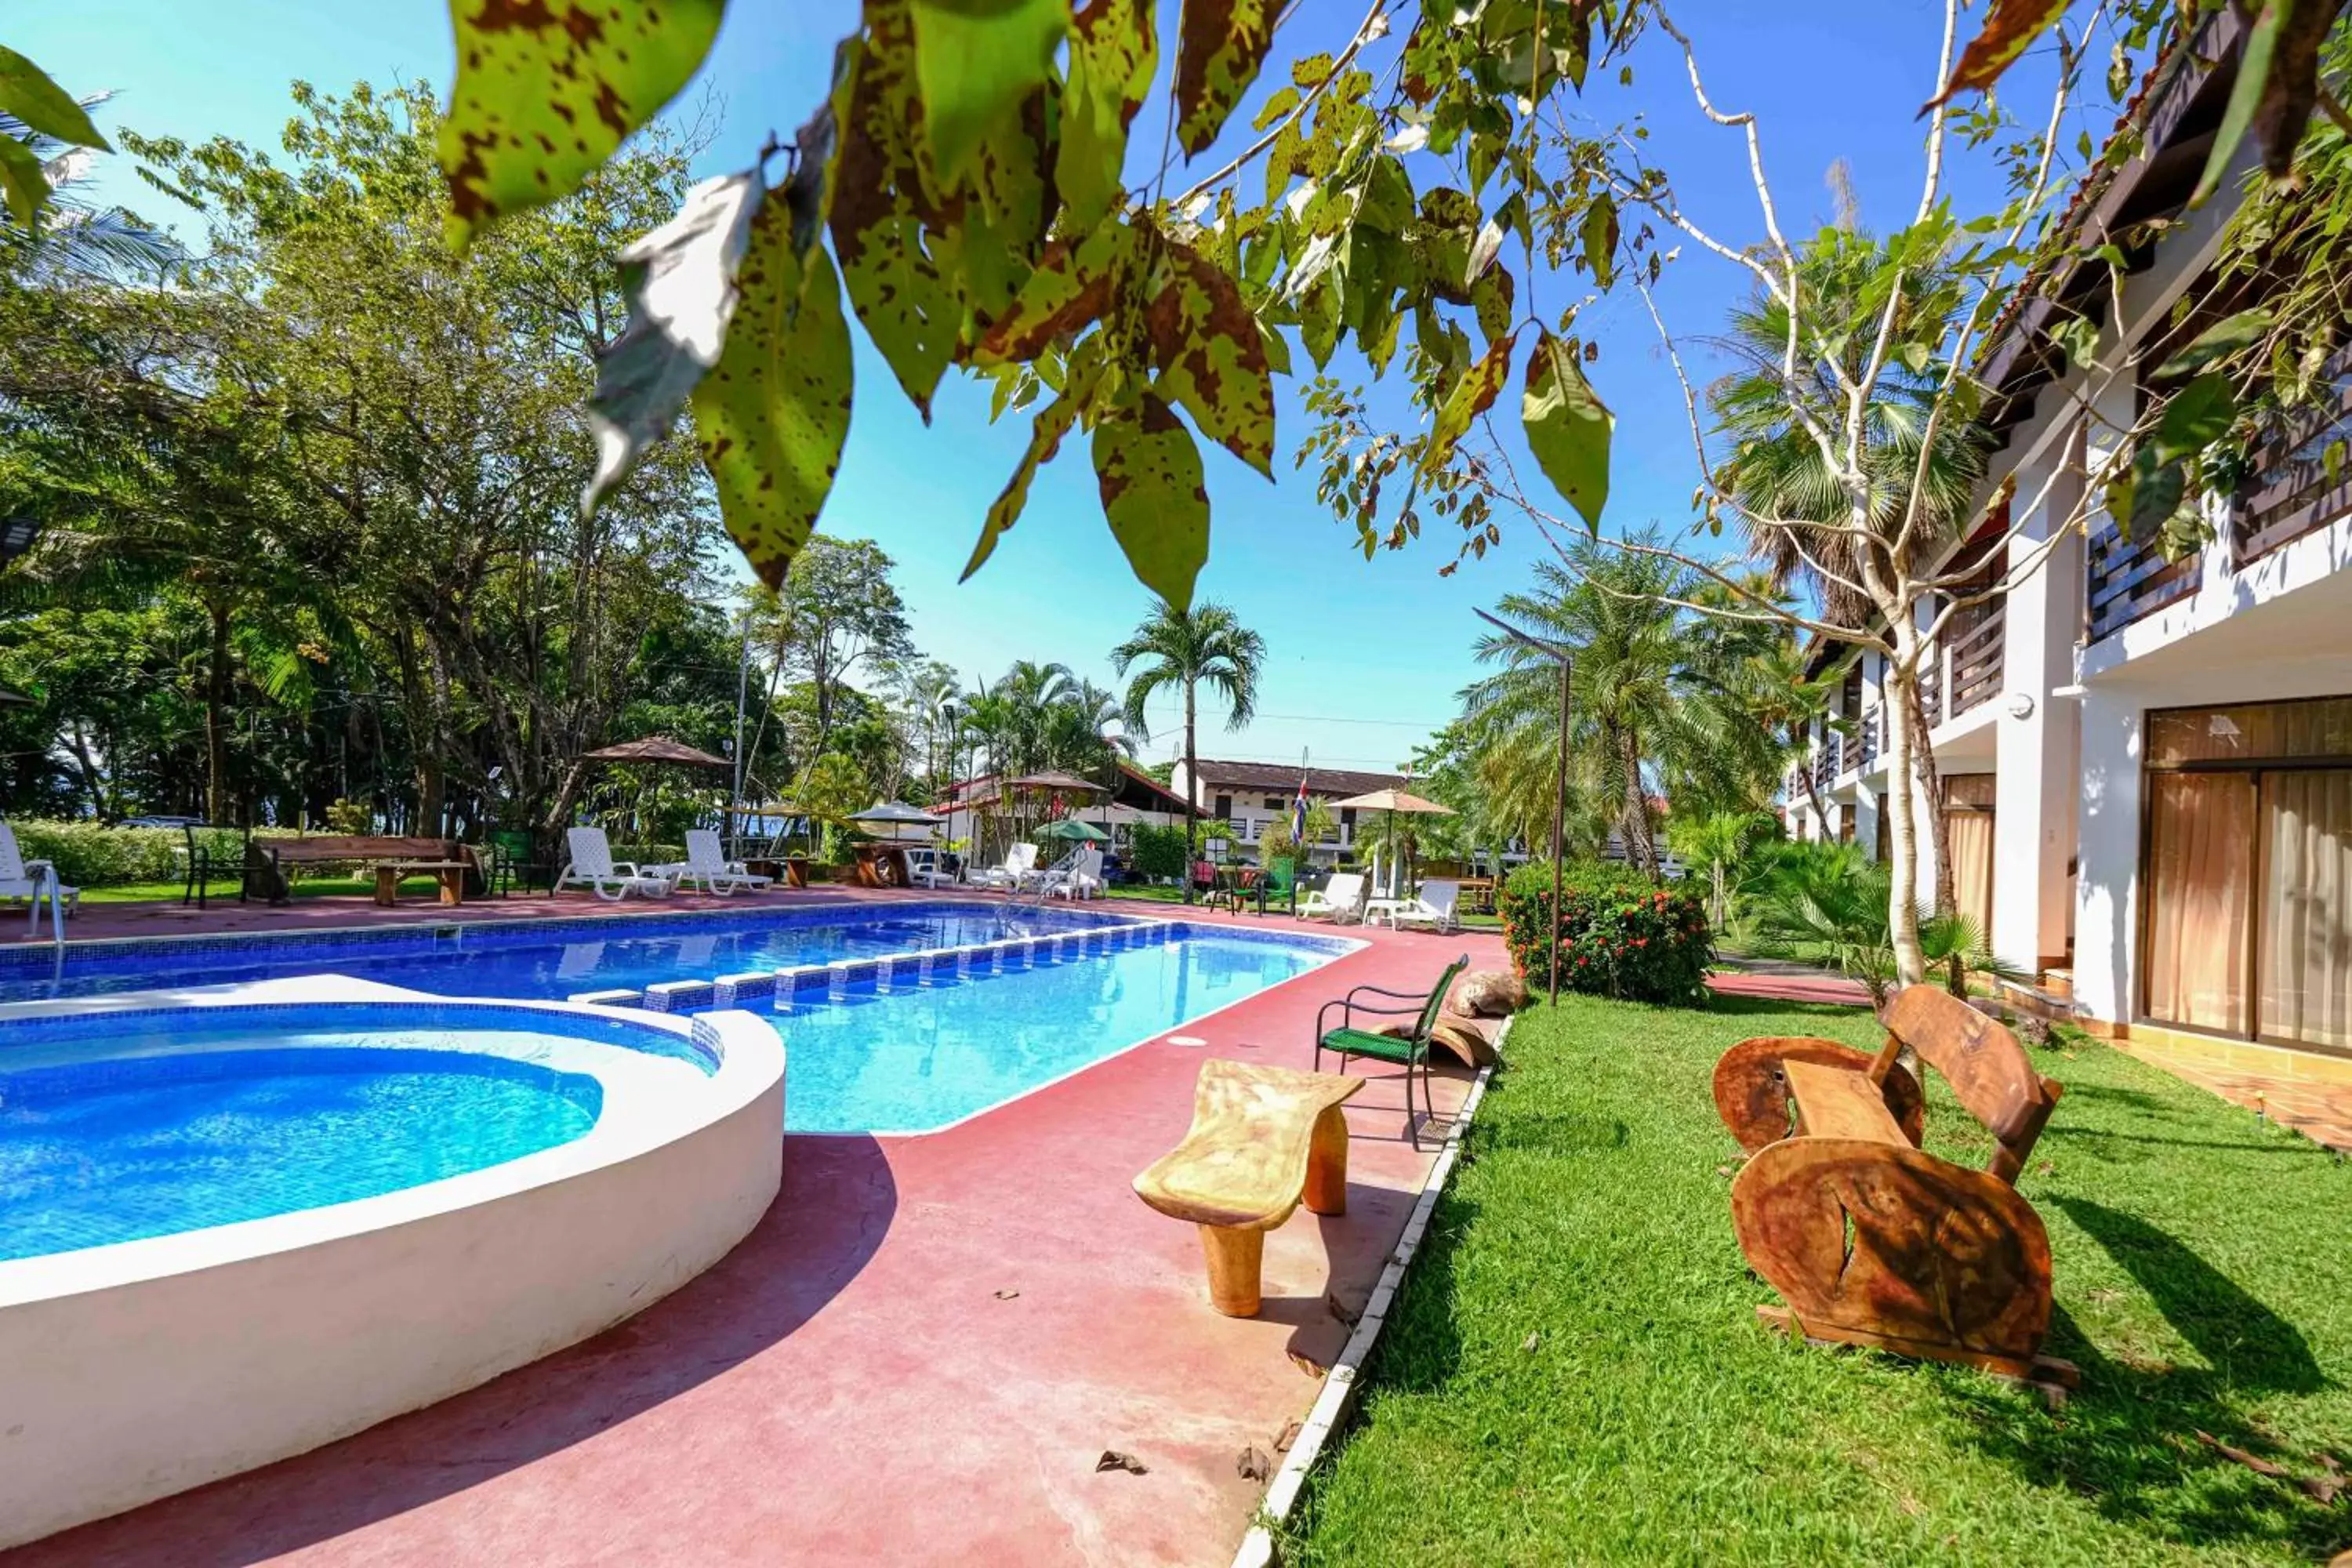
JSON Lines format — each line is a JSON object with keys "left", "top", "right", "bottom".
{"left": 118, "top": 815, "right": 208, "bottom": 829}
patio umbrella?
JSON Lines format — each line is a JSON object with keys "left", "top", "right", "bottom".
{"left": 848, "top": 801, "right": 943, "bottom": 842}
{"left": 1330, "top": 787, "right": 1454, "bottom": 898}
{"left": 1035, "top": 818, "right": 1111, "bottom": 843}
{"left": 581, "top": 736, "right": 731, "bottom": 768}
{"left": 1005, "top": 768, "right": 1109, "bottom": 795}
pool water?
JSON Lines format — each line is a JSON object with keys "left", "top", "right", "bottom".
{"left": 779, "top": 932, "right": 1327, "bottom": 1133}
{"left": 0, "top": 1038, "right": 601, "bottom": 1260}
{"left": 0, "top": 903, "right": 1119, "bottom": 1004}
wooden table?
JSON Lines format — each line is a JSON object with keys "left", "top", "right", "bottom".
{"left": 372, "top": 859, "right": 470, "bottom": 908}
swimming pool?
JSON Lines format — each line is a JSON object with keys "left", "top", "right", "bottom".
{"left": 784, "top": 928, "right": 1331, "bottom": 1133}
{"left": 0, "top": 900, "right": 1127, "bottom": 1004}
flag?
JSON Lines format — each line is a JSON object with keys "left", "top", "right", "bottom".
{"left": 1290, "top": 772, "right": 1309, "bottom": 843}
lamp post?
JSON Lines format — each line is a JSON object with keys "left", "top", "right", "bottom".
{"left": 1475, "top": 608, "right": 1574, "bottom": 1007}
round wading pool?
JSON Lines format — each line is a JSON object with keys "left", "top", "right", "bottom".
{"left": 0, "top": 990, "right": 785, "bottom": 1551}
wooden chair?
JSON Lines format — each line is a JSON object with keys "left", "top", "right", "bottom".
{"left": 1315, "top": 954, "right": 1470, "bottom": 1148}
{"left": 1133, "top": 1061, "right": 1363, "bottom": 1316}
{"left": 1711, "top": 985, "right": 2071, "bottom": 1396}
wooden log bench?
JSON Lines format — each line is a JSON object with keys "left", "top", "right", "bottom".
{"left": 1712, "top": 985, "right": 2074, "bottom": 1401}
{"left": 1133, "top": 1060, "right": 1363, "bottom": 1317}
{"left": 245, "top": 837, "right": 479, "bottom": 908}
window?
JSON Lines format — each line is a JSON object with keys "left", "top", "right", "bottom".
{"left": 1264, "top": 796, "right": 1283, "bottom": 811}
{"left": 1213, "top": 793, "right": 1232, "bottom": 818}
{"left": 2141, "top": 696, "right": 2352, "bottom": 1051}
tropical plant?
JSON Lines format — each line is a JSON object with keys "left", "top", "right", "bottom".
{"left": 1742, "top": 841, "right": 2028, "bottom": 1007}
{"left": 1668, "top": 809, "right": 1774, "bottom": 930}
{"left": 1255, "top": 797, "right": 1334, "bottom": 867}
{"left": 1462, "top": 532, "right": 1784, "bottom": 880}
{"left": 1111, "top": 601, "right": 1264, "bottom": 898}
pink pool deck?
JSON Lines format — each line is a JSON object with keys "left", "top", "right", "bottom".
{"left": 6, "top": 891, "right": 1501, "bottom": 1567}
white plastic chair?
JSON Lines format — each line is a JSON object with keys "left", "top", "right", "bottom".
{"left": 0, "top": 821, "right": 74, "bottom": 933}
{"left": 970, "top": 840, "right": 1039, "bottom": 891}
{"left": 557, "top": 828, "right": 673, "bottom": 901}
{"left": 1298, "top": 870, "right": 1365, "bottom": 924}
{"left": 1387, "top": 878, "right": 1462, "bottom": 933}
{"left": 904, "top": 846, "right": 957, "bottom": 887}
{"left": 670, "top": 829, "right": 772, "bottom": 895}
{"left": 1043, "top": 846, "right": 1104, "bottom": 900}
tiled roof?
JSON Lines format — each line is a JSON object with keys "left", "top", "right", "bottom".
{"left": 1189, "top": 759, "right": 1409, "bottom": 797}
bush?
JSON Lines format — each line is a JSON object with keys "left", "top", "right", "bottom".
{"left": 1498, "top": 861, "right": 1713, "bottom": 1006}
{"left": 7, "top": 820, "right": 257, "bottom": 887}
{"left": 1127, "top": 822, "right": 1190, "bottom": 882}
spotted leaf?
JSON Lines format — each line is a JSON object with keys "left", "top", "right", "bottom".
{"left": 910, "top": 0, "right": 1069, "bottom": 186}
{"left": 973, "top": 220, "right": 1134, "bottom": 365}
{"left": 1521, "top": 330, "right": 1611, "bottom": 532}
{"left": 1920, "top": 0, "right": 2068, "bottom": 113}
{"left": 830, "top": 8, "right": 961, "bottom": 417}
{"left": 1059, "top": 0, "right": 1157, "bottom": 228}
{"left": 1095, "top": 394, "right": 1209, "bottom": 609}
{"left": 1174, "top": 0, "right": 1277, "bottom": 157}
{"left": 583, "top": 169, "right": 763, "bottom": 518}
{"left": 962, "top": 364, "right": 1098, "bottom": 579}
{"left": 1423, "top": 329, "right": 1514, "bottom": 478}
{"left": 691, "top": 201, "right": 854, "bottom": 590}
{"left": 441, "top": 0, "right": 724, "bottom": 250}
{"left": 1145, "top": 238, "right": 1274, "bottom": 475}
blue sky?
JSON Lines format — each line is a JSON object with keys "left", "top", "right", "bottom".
{"left": 14, "top": 2, "right": 2088, "bottom": 773}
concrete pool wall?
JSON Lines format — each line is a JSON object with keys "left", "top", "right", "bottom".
{"left": 0, "top": 985, "right": 785, "bottom": 1549}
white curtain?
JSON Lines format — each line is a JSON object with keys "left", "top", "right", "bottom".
{"left": 2260, "top": 770, "right": 2352, "bottom": 1049}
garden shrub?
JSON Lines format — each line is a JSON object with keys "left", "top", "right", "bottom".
{"left": 1127, "top": 822, "right": 1190, "bottom": 881}
{"left": 7, "top": 821, "right": 256, "bottom": 887}
{"left": 1498, "top": 860, "right": 1713, "bottom": 1005}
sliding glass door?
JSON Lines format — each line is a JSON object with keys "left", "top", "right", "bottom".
{"left": 2141, "top": 698, "right": 2352, "bottom": 1051}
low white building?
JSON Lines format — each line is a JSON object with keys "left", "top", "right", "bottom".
{"left": 1167, "top": 759, "right": 1406, "bottom": 863}
{"left": 1784, "top": 11, "right": 2350, "bottom": 1084}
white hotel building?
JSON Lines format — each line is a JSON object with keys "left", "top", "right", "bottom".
{"left": 1783, "top": 11, "right": 2351, "bottom": 1084}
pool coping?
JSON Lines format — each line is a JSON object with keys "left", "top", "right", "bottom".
{"left": 1229, "top": 1014, "right": 1512, "bottom": 1568}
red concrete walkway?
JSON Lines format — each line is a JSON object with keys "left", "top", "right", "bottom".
{"left": 6, "top": 896, "right": 1501, "bottom": 1567}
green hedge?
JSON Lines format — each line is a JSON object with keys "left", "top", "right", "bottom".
{"left": 1498, "top": 861, "right": 1713, "bottom": 1006}
{"left": 5, "top": 821, "right": 263, "bottom": 887}
{"left": 1127, "top": 822, "right": 1190, "bottom": 882}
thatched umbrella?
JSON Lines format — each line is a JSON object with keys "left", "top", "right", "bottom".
{"left": 582, "top": 736, "right": 731, "bottom": 768}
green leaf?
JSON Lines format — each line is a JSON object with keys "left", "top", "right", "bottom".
{"left": 0, "top": 47, "right": 111, "bottom": 150}
{"left": 831, "top": 11, "right": 962, "bottom": 417}
{"left": 691, "top": 201, "right": 854, "bottom": 590}
{"left": 2151, "top": 372, "right": 2236, "bottom": 462}
{"left": 1173, "top": 0, "right": 1279, "bottom": 156}
{"left": 1145, "top": 236, "right": 1276, "bottom": 474}
{"left": 964, "top": 363, "right": 1099, "bottom": 579}
{"left": 909, "top": 0, "right": 1069, "bottom": 186}
{"left": 2122, "top": 451, "right": 2185, "bottom": 540}
{"left": 1471, "top": 263, "right": 1515, "bottom": 346}
{"left": 1521, "top": 331, "right": 1611, "bottom": 532}
{"left": 1251, "top": 84, "right": 1300, "bottom": 132}
{"left": 1921, "top": 0, "right": 2070, "bottom": 113}
{"left": 584, "top": 170, "right": 765, "bottom": 518}
{"left": 0, "top": 133, "right": 48, "bottom": 230}
{"left": 1580, "top": 194, "right": 1617, "bottom": 289}
{"left": 1094, "top": 393, "right": 1210, "bottom": 609}
{"left": 2191, "top": 0, "right": 2282, "bottom": 206}
{"left": 1059, "top": 0, "right": 1157, "bottom": 229}
{"left": 1425, "top": 329, "right": 1515, "bottom": 477}
{"left": 441, "top": 0, "right": 724, "bottom": 249}
{"left": 973, "top": 220, "right": 1133, "bottom": 365}
{"left": 2156, "top": 307, "right": 2275, "bottom": 378}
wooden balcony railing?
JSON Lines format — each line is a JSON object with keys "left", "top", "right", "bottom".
{"left": 1945, "top": 601, "right": 2006, "bottom": 716}
{"left": 2085, "top": 512, "right": 2199, "bottom": 644}
{"left": 2233, "top": 341, "right": 2352, "bottom": 567}
{"left": 1858, "top": 710, "right": 1882, "bottom": 772}
{"left": 1812, "top": 729, "right": 1842, "bottom": 791}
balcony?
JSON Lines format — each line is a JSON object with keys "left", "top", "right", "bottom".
{"left": 1944, "top": 601, "right": 2005, "bottom": 717}
{"left": 1858, "top": 710, "right": 1882, "bottom": 772}
{"left": 2085, "top": 512, "right": 2198, "bottom": 644}
{"left": 2233, "top": 341, "right": 2352, "bottom": 567}
{"left": 1811, "top": 729, "right": 1842, "bottom": 792}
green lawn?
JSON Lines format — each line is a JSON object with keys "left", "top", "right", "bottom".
{"left": 79, "top": 875, "right": 450, "bottom": 904}
{"left": 1280, "top": 994, "right": 2352, "bottom": 1566}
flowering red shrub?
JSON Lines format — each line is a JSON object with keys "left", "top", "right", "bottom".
{"left": 1497, "top": 862, "right": 1712, "bottom": 1005}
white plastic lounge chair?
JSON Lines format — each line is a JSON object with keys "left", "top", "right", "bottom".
{"left": 1043, "top": 846, "right": 1104, "bottom": 901}
{"left": 970, "top": 840, "right": 1039, "bottom": 891}
{"left": 0, "top": 822, "right": 74, "bottom": 933}
{"left": 1385, "top": 878, "right": 1462, "bottom": 933}
{"left": 669, "top": 829, "right": 772, "bottom": 895}
{"left": 557, "top": 827, "right": 673, "bottom": 901}
{"left": 903, "top": 846, "right": 956, "bottom": 887}
{"left": 1298, "top": 871, "right": 1365, "bottom": 924}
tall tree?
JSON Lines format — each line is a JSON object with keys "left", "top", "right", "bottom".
{"left": 1112, "top": 601, "right": 1263, "bottom": 899}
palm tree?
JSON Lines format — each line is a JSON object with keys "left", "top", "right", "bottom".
{"left": 2, "top": 98, "right": 179, "bottom": 280}
{"left": 1463, "top": 532, "right": 1781, "bottom": 879}
{"left": 1111, "top": 601, "right": 1265, "bottom": 899}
